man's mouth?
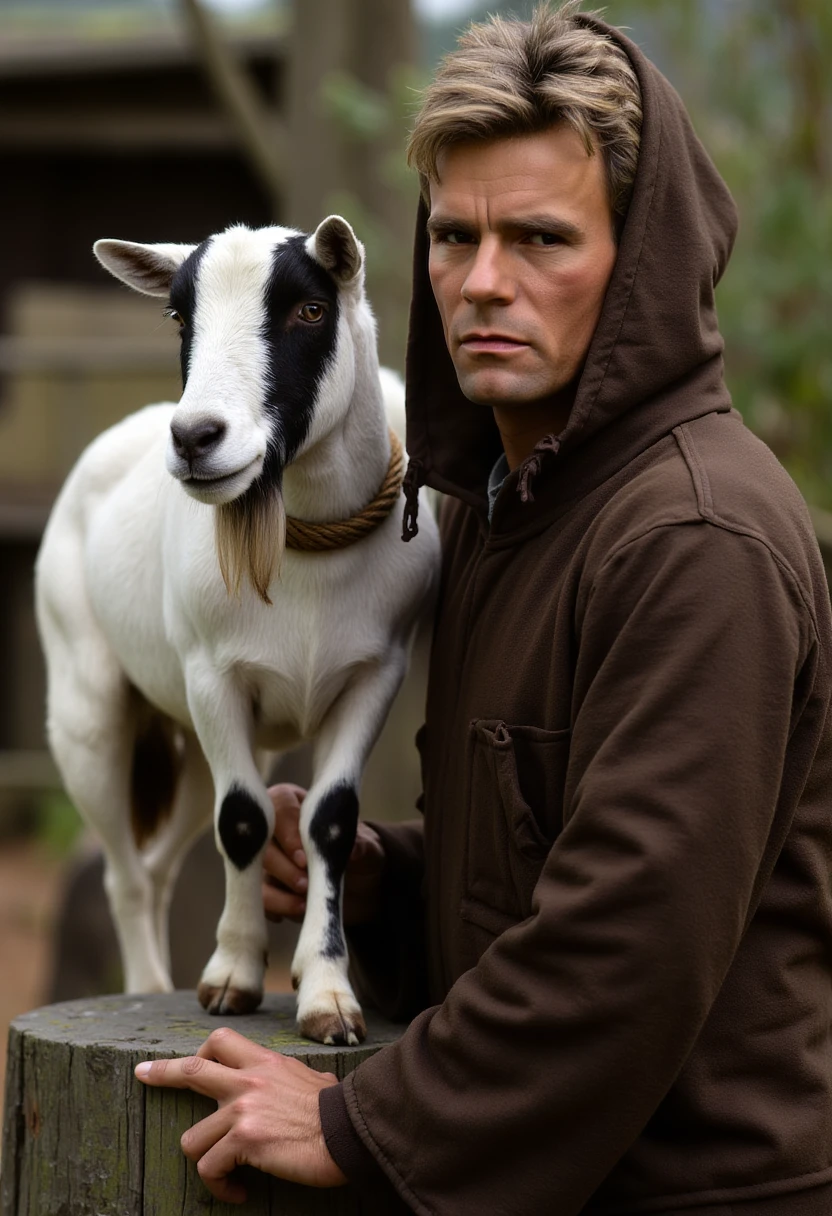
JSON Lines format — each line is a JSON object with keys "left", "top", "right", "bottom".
{"left": 458, "top": 332, "right": 529, "bottom": 354}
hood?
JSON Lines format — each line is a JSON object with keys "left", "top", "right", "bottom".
{"left": 402, "top": 15, "right": 738, "bottom": 533}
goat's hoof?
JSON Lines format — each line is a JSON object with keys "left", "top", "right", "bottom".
{"left": 298, "top": 1000, "right": 367, "bottom": 1047}
{"left": 197, "top": 981, "right": 262, "bottom": 1016}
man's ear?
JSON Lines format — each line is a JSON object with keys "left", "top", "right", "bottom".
{"left": 306, "top": 216, "right": 364, "bottom": 288}
{"left": 93, "top": 240, "right": 197, "bottom": 297}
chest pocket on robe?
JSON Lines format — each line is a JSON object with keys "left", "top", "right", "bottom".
{"left": 461, "top": 719, "right": 571, "bottom": 936}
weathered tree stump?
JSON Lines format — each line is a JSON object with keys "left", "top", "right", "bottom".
{"left": 2, "top": 992, "right": 404, "bottom": 1215}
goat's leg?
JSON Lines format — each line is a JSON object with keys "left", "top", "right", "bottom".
{"left": 47, "top": 671, "right": 172, "bottom": 993}
{"left": 141, "top": 733, "right": 214, "bottom": 976}
{"left": 292, "top": 652, "right": 407, "bottom": 1045}
{"left": 184, "top": 661, "right": 274, "bottom": 1016}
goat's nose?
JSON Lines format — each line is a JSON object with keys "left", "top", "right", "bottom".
{"left": 170, "top": 419, "right": 226, "bottom": 463}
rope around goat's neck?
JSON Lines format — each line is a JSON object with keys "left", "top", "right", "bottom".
{"left": 285, "top": 429, "right": 405, "bottom": 552}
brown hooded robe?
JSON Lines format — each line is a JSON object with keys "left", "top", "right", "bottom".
{"left": 319, "top": 16, "right": 832, "bottom": 1216}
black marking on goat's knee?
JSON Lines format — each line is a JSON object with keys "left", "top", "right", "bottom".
{"left": 309, "top": 784, "right": 358, "bottom": 960}
{"left": 218, "top": 785, "right": 268, "bottom": 870}
{"left": 169, "top": 238, "right": 212, "bottom": 385}
{"left": 309, "top": 784, "right": 358, "bottom": 878}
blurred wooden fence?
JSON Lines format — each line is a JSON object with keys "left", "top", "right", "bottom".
{"left": 1, "top": 311, "right": 831, "bottom": 811}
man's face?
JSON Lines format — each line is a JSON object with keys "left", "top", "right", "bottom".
{"left": 427, "top": 127, "right": 618, "bottom": 410}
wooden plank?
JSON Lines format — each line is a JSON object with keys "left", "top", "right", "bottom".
{"left": 0, "top": 504, "right": 52, "bottom": 540}
{"left": 0, "top": 1024, "right": 23, "bottom": 1215}
{"left": 0, "top": 112, "right": 265, "bottom": 151}
{"left": 0, "top": 30, "right": 284, "bottom": 81}
{"left": 180, "top": 0, "right": 284, "bottom": 211}
{"left": 0, "top": 752, "right": 60, "bottom": 791}
{"left": 0, "top": 336, "right": 179, "bottom": 375}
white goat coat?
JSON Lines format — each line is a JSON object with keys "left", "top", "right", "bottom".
{"left": 68, "top": 402, "right": 424, "bottom": 749}
{"left": 36, "top": 219, "right": 439, "bottom": 1044}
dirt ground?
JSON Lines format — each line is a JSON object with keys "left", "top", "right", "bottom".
{"left": 0, "top": 838, "right": 293, "bottom": 1112}
{"left": 0, "top": 839, "right": 64, "bottom": 1104}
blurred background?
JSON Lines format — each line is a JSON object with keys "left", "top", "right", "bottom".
{"left": 0, "top": 0, "right": 830, "bottom": 1096}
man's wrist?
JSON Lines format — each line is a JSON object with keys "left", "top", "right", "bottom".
{"left": 319, "top": 1082, "right": 387, "bottom": 1185}
{"left": 297, "top": 1070, "right": 345, "bottom": 1185}
{"left": 314, "top": 1130, "right": 349, "bottom": 1187}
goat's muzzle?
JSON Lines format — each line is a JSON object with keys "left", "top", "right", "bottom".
{"left": 170, "top": 418, "right": 226, "bottom": 464}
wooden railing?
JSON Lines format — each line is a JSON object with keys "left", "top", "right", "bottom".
{"left": 0, "top": 752, "right": 60, "bottom": 791}
{"left": 0, "top": 334, "right": 178, "bottom": 375}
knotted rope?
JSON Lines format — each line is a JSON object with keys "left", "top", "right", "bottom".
{"left": 286, "top": 429, "right": 405, "bottom": 552}
{"left": 517, "top": 433, "right": 561, "bottom": 504}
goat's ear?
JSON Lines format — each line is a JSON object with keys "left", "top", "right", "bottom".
{"left": 307, "top": 216, "right": 364, "bottom": 287}
{"left": 93, "top": 240, "right": 197, "bottom": 298}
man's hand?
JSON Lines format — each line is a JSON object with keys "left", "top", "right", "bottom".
{"left": 263, "top": 783, "right": 385, "bottom": 926}
{"left": 134, "top": 1027, "right": 347, "bottom": 1203}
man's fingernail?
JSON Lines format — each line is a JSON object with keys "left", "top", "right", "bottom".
{"left": 135, "top": 1062, "right": 151, "bottom": 1079}
{"left": 293, "top": 850, "right": 307, "bottom": 867}
{"left": 295, "top": 876, "right": 308, "bottom": 892}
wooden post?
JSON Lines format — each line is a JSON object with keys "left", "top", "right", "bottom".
{"left": 1, "top": 992, "right": 403, "bottom": 1215}
{"left": 179, "top": 0, "right": 285, "bottom": 218}
{"left": 286, "top": 0, "right": 417, "bottom": 369}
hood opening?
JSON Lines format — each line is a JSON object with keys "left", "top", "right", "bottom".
{"left": 403, "top": 14, "right": 738, "bottom": 530}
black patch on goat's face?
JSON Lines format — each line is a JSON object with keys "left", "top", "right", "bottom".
{"left": 218, "top": 784, "right": 269, "bottom": 870}
{"left": 169, "top": 238, "right": 212, "bottom": 385}
{"left": 258, "top": 235, "right": 340, "bottom": 485}
{"left": 309, "top": 783, "right": 359, "bottom": 960}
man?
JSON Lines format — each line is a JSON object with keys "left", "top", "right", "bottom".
{"left": 135, "top": 4, "right": 832, "bottom": 1213}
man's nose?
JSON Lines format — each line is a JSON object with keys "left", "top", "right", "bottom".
{"left": 461, "top": 240, "right": 514, "bottom": 304}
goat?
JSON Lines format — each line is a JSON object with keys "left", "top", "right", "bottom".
{"left": 35, "top": 218, "right": 439, "bottom": 1045}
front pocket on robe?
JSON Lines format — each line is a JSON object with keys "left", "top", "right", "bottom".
{"left": 462, "top": 719, "right": 571, "bottom": 936}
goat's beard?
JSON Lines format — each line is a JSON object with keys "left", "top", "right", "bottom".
{"left": 214, "top": 482, "right": 285, "bottom": 606}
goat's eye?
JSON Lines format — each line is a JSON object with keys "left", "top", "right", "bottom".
{"left": 165, "top": 308, "right": 185, "bottom": 327}
{"left": 298, "top": 302, "right": 326, "bottom": 323}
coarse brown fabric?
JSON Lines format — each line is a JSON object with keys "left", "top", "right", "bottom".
{"left": 319, "top": 15, "right": 832, "bottom": 1216}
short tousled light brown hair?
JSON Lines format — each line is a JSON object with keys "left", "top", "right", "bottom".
{"left": 407, "top": 1, "right": 643, "bottom": 233}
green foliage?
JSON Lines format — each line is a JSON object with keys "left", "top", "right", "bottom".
{"left": 605, "top": 0, "right": 832, "bottom": 509}
{"left": 320, "top": 62, "right": 426, "bottom": 192}
{"left": 320, "top": 70, "right": 391, "bottom": 142}
{"left": 35, "top": 790, "right": 84, "bottom": 858}
{"left": 318, "top": 61, "right": 426, "bottom": 369}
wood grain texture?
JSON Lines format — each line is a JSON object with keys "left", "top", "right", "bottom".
{"left": 1, "top": 992, "right": 404, "bottom": 1215}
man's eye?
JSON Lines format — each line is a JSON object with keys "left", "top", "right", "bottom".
{"left": 527, "top": 233, "right": 563, "bottom": 246}
{"left": 298, "top": 302, "right": 326, "bottom": 323}
{"left": 441, "top": 231, "right": 473, "bottom": 245}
